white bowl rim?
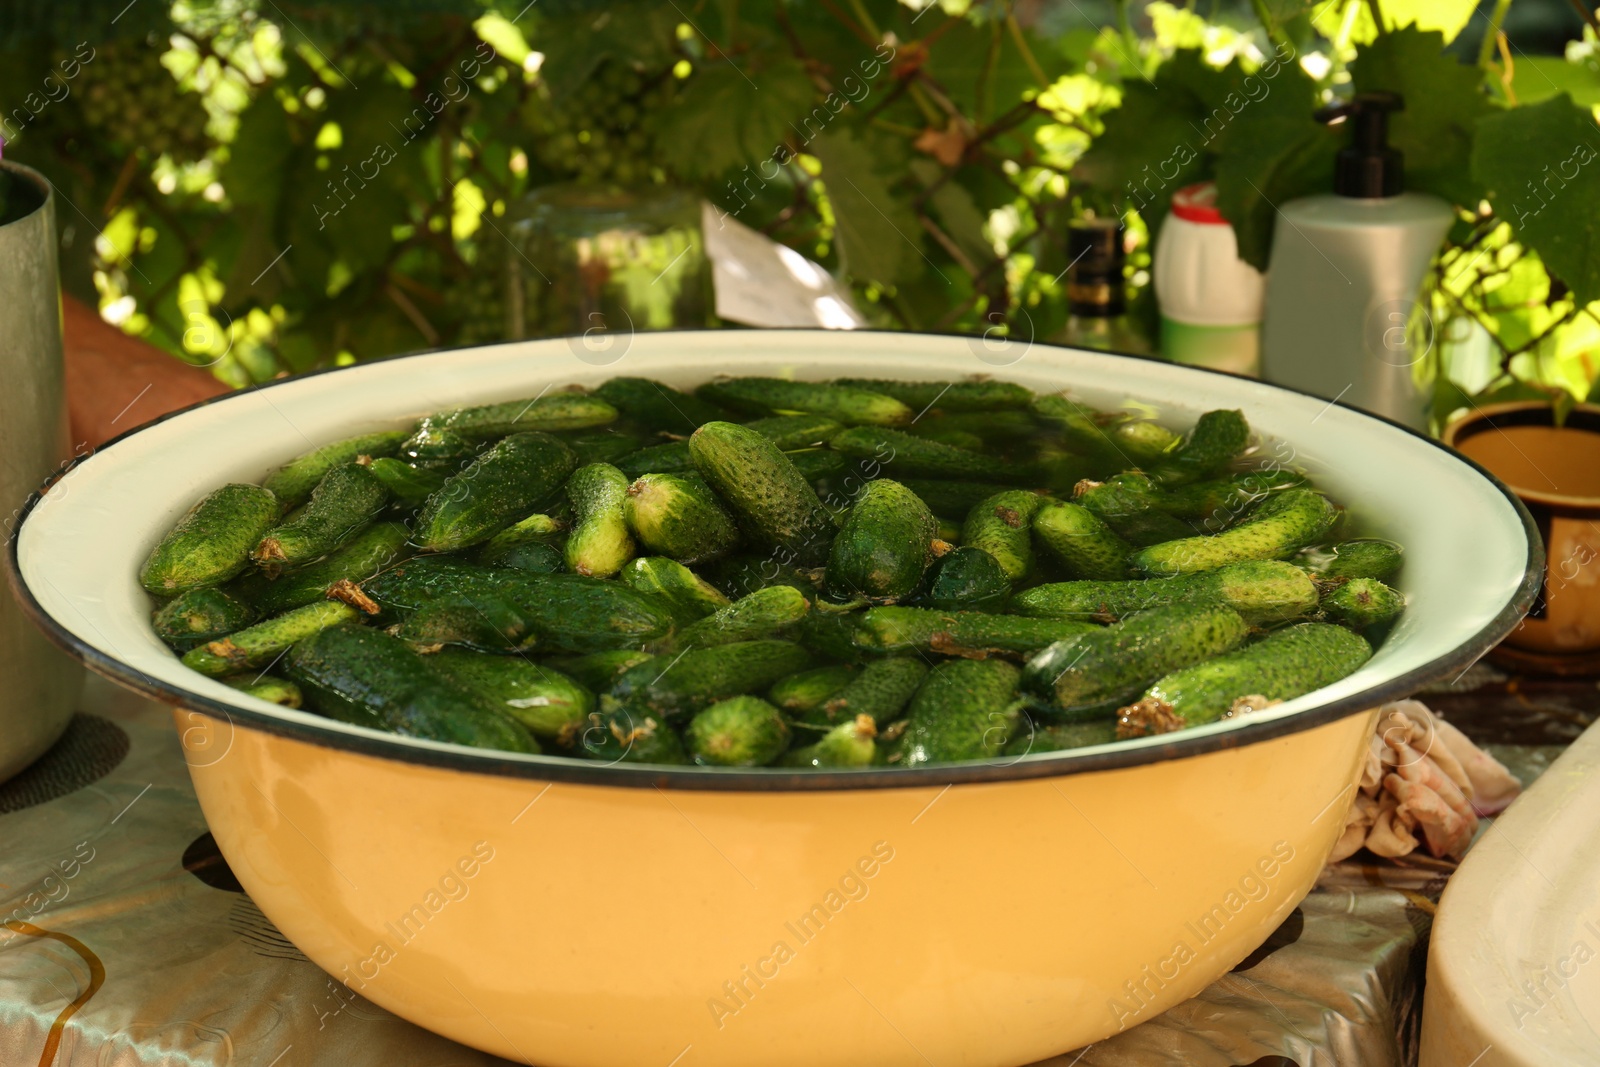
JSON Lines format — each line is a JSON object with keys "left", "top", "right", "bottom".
{"left": 4, "top": 329, "right": 1543, "bottom": 791}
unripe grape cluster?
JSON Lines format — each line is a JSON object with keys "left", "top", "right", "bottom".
{"left": 75, "top": 41, "right": 210, "bottom": 161}
{"left": 527, "top": 59, "right": 676, "bottom": 187}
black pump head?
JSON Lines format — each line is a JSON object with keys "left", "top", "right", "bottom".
{"left": 1316, "top": 91, "right": 1404, "bottom": 199}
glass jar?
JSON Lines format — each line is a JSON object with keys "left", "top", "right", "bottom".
{"left": 504, "top": 183, "right": 714, "bottom": 357}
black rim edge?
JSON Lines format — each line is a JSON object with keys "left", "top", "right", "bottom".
{"left": 3, "top": 330, "right": 1547, "bottom": 792}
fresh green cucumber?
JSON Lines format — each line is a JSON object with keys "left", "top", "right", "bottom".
{"left": 784, "top": 448, "right": 849, "bottom": 483}
{"left": 1013, "top": 560, "right": 1318, "bottom": 624}
{"left": 366, "top": 457, "right": 447, "bottom": 506}
{"left": 1150, "top": 409, "right": 1250, "bottom": 486}
{"left": 140, "top": 484, "right": 281, "bottom": 594}
{"left": 962, "top": 490, "right": 1044, "bottom": 581}
{"left": 479, "top": 539, "right": 564, "bottom": 574}
{"left": 1300, "top": 539, "right": 1403, "bottom": 582}
{"left": 742, "top": 414, "right": 847, "bottom": 449}
{"left": 794, "top": 611, "right": 866, "bottom": 663}
{"left": 852, "top": 607, "right": 1097, "bottom": 657}
{"left": 362, "top": 559, "right": 677, "bottom": 653}
{"left": 624, "top": 473, "right": 740, "bottom": 564}
{"left": 686, "top": 696, "right": 790, "bottom": 766}
{"left": 698, "top": 378, "right": 912, "bottom": 426}
{"left": 1110, "top": 420, "right": 1181, "bottom": 465}
{"left": 831, "top": 378, "right": 1033, "bottom": 412}
{"left": 917, "top": 428, "right": 987, "bottom": 452}
{"left": 1073, "top": 472, "right": 1158, "bottom": 516}
{"left": 826, "top": 479, "right": 937, "bottom": 603}
{"left": 596, "top": 375, "right": 729, "bottom": 433}
{"left": 1024, "top": 449, "right": 1096, "bottom": 496}
{"left": 619, "top": 557, "right": 732, "bottom": 621}
{"left": 899, "top": 659, "right": 1021, "bottom": 765}
{"left": 430, "top": 649, "right": 594, "bottom": 738}
{"left": 913, "top": 546, "right": 1011, "bottom": 611}
{"left": 1001, "top": 720, "right": 1117, "bottom": 756}
{"left": 1074, "top": 474, "right": 1200, "bottom": 547}
{"left": 1160, "top": 469, "right": 1306, "bottom": 522}
{"left": 474, "top": 573, "right": 677, "bottom": 653}
{"left": 252, "top": 462, "right": 390, "bottom": 568}
{"left": 564, "top": 463, "right": 636, "bottom": 578}
{"left": 905, "top": 409, "right": 1040, "bottom": 443}
{"left": 569, "top": 430, "right": 645, "bottom": 467}
{"left": 608, "top": 640, "right": 811, "bottom": 719}
{"left": 221, "top": 674, "right": 304, "bottom": 708}
{"left": 781, "top": 716, "right": 879, "bottom": 768}
{"left": 1030, "top": 394, "right": 1128, "bottom": 474}
{"left": 1032, "top": 501, "right": 1133, "bottom": 581}
{"left": 397, "top": 419, "right": 483, "bottom": 471}
{"left": 1125, "top": 622, "right": 1372, "bottom": 731}
{"left": 283, "top": 624, "right": 535, "bottom": 752}
{"left": 263, "top": 431, "right": 407, "bottom": 507}
{"left": 575, "top": 701, "right": 688, "bottom": 764}
{"left": 544, "top": 649, "right": 655, "bottom": 690}
{"left": 434, "top": 392, "right": 618, "bottom": 438}
{"left": 476, "top": 513, "right": 567, "bottom": 572}
{"left": 182, "top": 600, "right": 362, "bottom": 676}
{"left": 767, "top": 664, "right": 857, "bottom": 714}
{"left": 667, "top": 585, "right": 811, "bottom": 650}
{"left": 152, "top": 588, "right": 260, "bottom": 652}
{"left": 829, "top": 426, "right": 1012, "bottom": 482}
{"left": 240, "top": 521, "right": 411, "bottom": 615}
{"left": 413, "top": 432, "right": 577, "bottom": 552}
{"left": 700, "top": 553, "right": 819, "bottom": 600}
{"left": 900, "top": 479, "right": 1009, "bottom": 518}
{"left": 1320, "top": 578, "right": 1406, "bottom": 628}
{"left": 1022, "top": 602, "right": 1250, "bottom": 719}
{"left": 689, "top": 422, "right": 836, "bottom": 566}
{"left": 615, "top": 416, "right": 841, "bottom": 480}
{"left": 617, "top": 440, "right": 697, "bottom": 478}
{"left": 390, "top": 594, "right": 540, "bottom": 653}
{"left": 1129, "top": 489, "right": 1338, "bottom": 577}
{"left": 796, "top": 656, "right": 926, "bottom": 730}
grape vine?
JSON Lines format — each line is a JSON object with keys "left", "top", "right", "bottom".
{"left": 0, "top": 0, "right": 1594, "bottom": 423}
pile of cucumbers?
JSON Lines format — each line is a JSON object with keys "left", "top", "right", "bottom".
{"left": 139, "top": 375, "right": 1406, "bottom": 768}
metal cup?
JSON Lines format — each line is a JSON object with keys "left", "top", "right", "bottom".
{"left": 0, "top": 160, "right": 85, "bottom": 781}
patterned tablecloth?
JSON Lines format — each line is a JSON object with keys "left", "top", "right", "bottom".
{"left": 0, "top": 675, "right": 1551, "bottom": 1067}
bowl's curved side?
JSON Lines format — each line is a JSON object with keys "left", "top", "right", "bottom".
{"left": 12, "top": 331, "right": 1538, "bottom": 787}
{"left": 182, "top": 705, "right": 1376, "bottom": 1067}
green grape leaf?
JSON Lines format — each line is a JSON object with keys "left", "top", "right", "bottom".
{"left": 1472, "top": 94, "right": 1600, "bottom": 306}
{"left": 533, "top": 3, "right": 683, "bottom": 99}
{"left": 223, "top": 95, "right": 295, "bottom": 208}
{"left": 1072, "top": 49, "right": 1248, "bottom": 226}
{"left": 1505, "top": 56, "right": 1600, "bottom": 109}
{"left": 650, "top": 57, "right": 815, "bottom": 181}
{"left": 912, "top": 160, "right": 993, "bottom": 273}
{"left": 919, "top": 17, "right": 1072, "bottom": 124}
{"left": 1211, "top": 63, "right": 1339, "bottom": 270}
{"left": 1379, "top": 0, "right": 1478, "bottom": 42}
{"left": 1350, "top": 26, "right": 1493, "bottom": 207}
{"left": 812, "top": 128, "right": 924, "bottom": 286}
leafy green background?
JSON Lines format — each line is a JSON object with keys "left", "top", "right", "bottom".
{"left": 2, "top": 0, "right": 1598, "bottom": 425}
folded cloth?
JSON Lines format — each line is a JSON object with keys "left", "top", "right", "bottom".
{"left": 1327, "top": 700, "right": 1521, "bottom": 863}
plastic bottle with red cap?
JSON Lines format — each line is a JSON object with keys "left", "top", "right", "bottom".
{"left": 1151, "top": 181, "right": 1264, "bottom": 376}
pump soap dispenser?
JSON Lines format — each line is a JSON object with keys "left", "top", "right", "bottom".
{"left": 1258, "top": 92, "right": 1451, "bottom": 428}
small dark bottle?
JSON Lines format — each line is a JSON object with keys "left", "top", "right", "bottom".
{"left": 1055, "top": 219, "right": 1150, "bottom": 354}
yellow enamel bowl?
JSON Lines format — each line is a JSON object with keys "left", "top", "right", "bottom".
{"left": 8, "top": 332, "right": 1538, "bottom": 1067}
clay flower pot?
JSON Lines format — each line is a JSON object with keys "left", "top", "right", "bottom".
{"left": 1445, "top": 402, "right": 1600, "bottom": 656}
